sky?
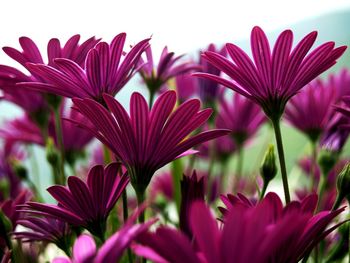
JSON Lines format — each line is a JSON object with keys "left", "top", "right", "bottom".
{"left": 1, "top": 0, "right": 350, "bottom": 64}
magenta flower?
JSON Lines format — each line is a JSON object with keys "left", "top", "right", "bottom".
{"left": 139, "top": 46, "right": 199, "bottom": 100}
{"left": 19, "top": 163, "right": 129, "bottom": 241}
{"left": 13, "top": 217, "right": 71, "bottom": 254}
{"left": 198, "top": 43, "right": 226, "bottom": 106}
{"left": 285, "top": 80, "right": 336, "bottom": 142}
{"left": 135, "top": 193, "right": 344, "bottom": 263}
{"left": 194, "top": 26, "right": 346, "bottom": 119}
{"left": 71, "top": 90, "right": 229, "bottom": 200}
{"left": 175, "top": 73, "right": 198, "bottom": 102}
{"left": 216, "top": 91, "right": 266, "bottom": 147}
{"left": 0, "top": 35, "right": 99, "bottom": 116}
{"left": 20, "top": 33, "right": 150, "bottom": 102}
{"left": 53, "top": 209, "right": 156, "bottom": 263}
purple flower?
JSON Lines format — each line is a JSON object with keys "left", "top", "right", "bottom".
{"left": 71, "top": 90, "right": 229, "bottom": 195}
{"left": 179, "top": 171, "right": 205, "bottom": 238}
{"left": 194, "top": 26, "right": 346, "bottom": 120}
{"left": 139, "top": 46, "right": 199, "bottom": 96}
{"left": 20, "top": 33, "right": 150, "bottom": 102}
{"left": 0, "top": 35, "right": 99, "bottom": 116}
{"left": 19, "top": 163, "right": 129, "bottom": 240}
{"left": 175, "top": 73, "right": 198, "bottom": 102}
{"left": 13, "top": 217, "right": 71, "bottom": 254}
{"left": 135, "top": 193, "right": 344, "bottom": 263}
{"left": 285, "top": 79, "right": 336, "bottom": 142}
{"left": 198, "top": 43, "right": 226, "bottom": 105}
{"left": 149, "top": 172, "right": 174, "bottom": 201}
{"left": 216, "top": 91, "right": 266, "bottom": 147}
{"left": 53, "top": 209, "right": 156, "bottom": 263}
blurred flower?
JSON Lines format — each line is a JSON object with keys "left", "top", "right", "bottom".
{"left": 139, "top": 46, "right": 199, "bottom": 97}
{"left": 135, "top": 195, "right": 344, "bottom": 263}
{"left": 179, "top": 171, "right": 205, "bottom": 238}
{"left": 0, "top": 35, "right": 99, "bottom": 119}
{"left": 175, "top": 73, "right": 198, "bottom": 102}
{"left": 19, "top": 33, "right": 149, "bottom": 102}
{"left": 285, "top": 79, "right": 336, "bottom": 142}
{"left": 19, "top": 163, "right": 129, "bottom": 240}
{"left": 216, "top": 91, "right": 266, "bottom": 147}
{"left": 149, "top": 172, "right": 174, "bottom": 201}
{"left": 71, "top": 90, "right": 229, "bottom": 197}
{"left": 13, "top": 217, "right": 71, "bottom": 254}
{"left": 53, "top": 209, "right": 156, "bottom": 263}
{"left": 198, "top": 43, "right": 226, "bottom": 106}
{"left": 194, "top": 26, "right": 346, "bottom": 120}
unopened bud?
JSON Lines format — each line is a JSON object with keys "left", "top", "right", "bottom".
{"left": 12, "top": 160, "right": 28, "bottom": 180}
{"left": 336, "top": 163, "right": 350, "bottom": 203}
{"left": 260, "top": 144, "right": 277, "bottom": 183}
{"left": 46, "top": 137, "right": 60, "bottom": 165}
{"left": 318, "top": 149, "right": 338, "bottom": 176}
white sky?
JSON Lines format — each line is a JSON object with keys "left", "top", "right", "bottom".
{"left": 0, "top": 0, "right": 350, "bottom": 65}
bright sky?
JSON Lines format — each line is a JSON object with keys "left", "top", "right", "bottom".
{"left": 1, "top": 0, "right": 350, "bottom": 65}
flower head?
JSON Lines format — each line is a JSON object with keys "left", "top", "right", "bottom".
{"left": 0, "top": 35, "right": 99, "bottom": 116}
{"left": 19, "top": 33, "right": 149, "bottom": 102}
{"left": 19, "top": 163, "right": 129, "bottom": 239}
{"left": 139, "top": 46, "right": 199, "bottom": 95}
{"left": 13, "top": 217, "right": 71, "bottom": 253}
{"left": 71, "top": 90, "right": 229, "bottom": 193}
{"left": 135, "top": 193, "right": 344, "bottom": 263}
{"left": 285, "top": 79, "right": 336, "bottom": 142}
{"left": 194, "top": 26, "right": 346, "bottom": 120}
{"left": 216, "top": 91, "right": 266, "bottom": 147}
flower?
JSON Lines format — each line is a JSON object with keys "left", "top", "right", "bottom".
{"left": 139, "top": 46, "right": 199, "bottom": 96}
{"left": 20, "top": 33, "right": 150, "bottom": 102}
{"left": 198, "top": 43, "right": 226, "bottom": 106}
{"left": 285, "top": 79, "right": 336, "bottom": 142}
{"left": 135, "top": 193, "right": 344, "bottom": 263}
{"left": 13, "top": 217, "right": 71, "bottom": 254}
{"left": 175, "top": 73, "right": 198, "bottom": 102}
{"left": 19, "top": 163, "right": 129, "bottom": 240}
{"left": 71, "top": 90, "right": 229, "bottom": 195}
{"left": 0, "top": 35, "right": 99, "bottom": 117}
{"left": 216, "top": 91, "right": 266, "bottom": 147}
{"left": 194, "top": 26, "right": 346, "bottom": 120}
{"left": 53, "top": 209, "right": 156, "bottom": 263}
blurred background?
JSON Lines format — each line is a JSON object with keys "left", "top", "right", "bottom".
{"left": 1, "top": 0, "right": 350, "bottom": 199}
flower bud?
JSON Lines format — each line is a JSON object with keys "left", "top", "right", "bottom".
{"left": 318, "top": 149, "right": 338, "bottom": 176}
{"left": 46, "top": 137, "right": 60, "bottom": 166}
{"left": 260, "top": 144, "right": 277, "bottom": 183}
{"left": 336, "top": 163, "right": 350, "bottom": 203}
{"left": 11, "top": 160, "right": 28, "bottom": 180}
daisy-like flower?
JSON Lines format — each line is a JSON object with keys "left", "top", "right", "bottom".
{"left": 139, "top": 45, "right": 199, "bottom": 106}
{"left": 195, "top": 26, "right": 346, "bottom": 119}
{"left": 13, "top": 217, "right": 72, "bottom": 256}
{"left": 53, "top": 208, "right": 156, "bottom": 263}
{"left": 285, "top": 80, "right": 336, "bottom": 143}
{"left": 19, "top": 163, "right": 129, "bottom": 241}
{"left": 198, "top": 43, "right": 226, "bottom": 107}
{"left": 195, "top": 26, "right": 346, "bottom": 203}
{"left": 20, "top": 33, "right": 150, "bottom": 102}
{"left": 0, "top": 35, "right": 99, "bottom": 120}
{"left": 135, "top": 193, "right": 344, "bottom": 263}
{"left": 71, "top": 90, "right": 229, "bottom": 209}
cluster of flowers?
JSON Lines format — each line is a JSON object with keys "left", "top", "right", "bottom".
{"left": 0, "top": 26, "right": 350, "bottom": 262}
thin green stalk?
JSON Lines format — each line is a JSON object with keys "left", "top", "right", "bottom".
{"left": 260, "top": 182, "right": 268, "bottom": 200}
{"left": 235, "top": 145, "right": 244, "bottom": 177}
{"left": 135, "top": 189, "right": 146, "bottom": 263}
{"left": 149, "top": 90, "right": 155, "bottom": 109}
{"left": 122, "top": 190, "right": 133, "bottom": 263}
{"left": 53, "top": 108, "right": 66, "bottom": 184}
{"left": 271, "top": 119, "right": 291, "bottom": 204}
{"left": 310, "top": 141, "right": 317, "bottom": 192}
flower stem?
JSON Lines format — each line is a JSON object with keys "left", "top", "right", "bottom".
{"left": 53, "top": 108, "right": 66, "bottom": 184}
{"left": 271, "top": 119, "right": 291, "bottom": 204}
{"left": 136, "top": 190, "right": 146, "bottom": 223}
{"left": 234, "top": 145, "right": 244, "bottom": 192}
{"left": 149, "top": 90, "right": 155, "bottom": 109}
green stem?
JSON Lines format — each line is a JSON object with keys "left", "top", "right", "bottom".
{"left": 260, "top": 181, "right": 268, "bottom": 200}
{"left": 311, "top": 141, "right": 317, "bottom": 192}
{"left": 136, "top": 190, "right": 146, "bottom": 223}
{"left": 149, "top": 90, "right": 155, "bottom": 109}
{"left": 53, "top": 108, "right": 66, "bottom": 184}
{"left": 271, "top": 119, "right": 291, "bottom": 204}
{"left": 235, "top": 145, "right": 244, "bottom": 177}
{"left": 122, "top": 189, "right": 133, "bottom": 263}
